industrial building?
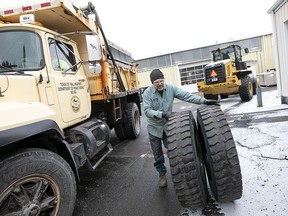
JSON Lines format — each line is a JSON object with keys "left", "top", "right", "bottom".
{"left": 268, "top": 0, "right": 288, "bottom": 104}
{"left": 135, "top": 33, "right": 275, "bottom": 93}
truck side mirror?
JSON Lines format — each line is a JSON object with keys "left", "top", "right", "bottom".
{"left": 86, "top": 35, "right": 102, "bottom": 61}
{"left": 88, "top": 62, "right": 102, "bottom": 74}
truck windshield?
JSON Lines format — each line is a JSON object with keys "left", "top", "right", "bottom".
{"left": 0, "top": 30, "right": 44, "bottom": 72}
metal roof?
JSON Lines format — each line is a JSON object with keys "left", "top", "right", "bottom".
{"left": 267, "top": 0, "right": 286, "bottom": 13}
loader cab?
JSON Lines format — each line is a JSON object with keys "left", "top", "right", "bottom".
{"left": 212, "top": 45, "right": 248, "bottom": 70}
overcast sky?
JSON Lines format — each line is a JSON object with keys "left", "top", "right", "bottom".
{"left": 0, "top": 0, "right": 277, "bottom": 59}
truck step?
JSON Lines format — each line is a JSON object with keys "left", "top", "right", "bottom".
{"left": 85, "top": 143, "right": 113, "bottom": 171}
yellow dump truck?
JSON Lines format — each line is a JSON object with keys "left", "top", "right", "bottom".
{"left": 197, "top": 44, "right": 256, "bottom": 102}
{"left": 0, "top": 1, "right": 141, "bottom": 215}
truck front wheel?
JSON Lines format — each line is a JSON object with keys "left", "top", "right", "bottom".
{"left": 0, "top": 148, "right": 76, "bottom": 216}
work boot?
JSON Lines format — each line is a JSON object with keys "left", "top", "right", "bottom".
{"left": 159, "top": 175, "right": 167, "bottom": 188}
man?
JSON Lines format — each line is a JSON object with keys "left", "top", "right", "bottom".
{"left": 143, "top": 69, "right": 218, "bottom": 188}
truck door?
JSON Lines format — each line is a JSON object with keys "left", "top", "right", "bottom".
{"left": 45, "top": 34, "right": 91, "bottom": 125}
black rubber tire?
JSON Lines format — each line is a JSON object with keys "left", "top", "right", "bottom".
{"left": 197, "top": 106, "right": 242, "bottom": 202}
{"left": 114, "top": 102, "right": 141, "bottom": 139}
{"left": 167, "top": 111, "right": 208, "bottom": 208}
{"left": 252, "top": 80, "right": 257, "bottom": 95}
{"left": 114, "top": 123, "right": 127, "bottom": 140}
{"left": 204, "top": 94, "right": 219, "bottom": 100}
{"left": 0, "top": 148, "right": 76, "bottom": 216}
{"left": 220, "top": 94, "right": 229, "bottom": 99}
{"left": 125, "top": 102, "right": 141, "bottom": 138}
{"left": 239, "top": 75, "right": 253, "bottom": 101}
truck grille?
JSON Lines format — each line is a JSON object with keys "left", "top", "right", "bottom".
{"left": 204, "top": 64, "right": 226, "bottom": 85}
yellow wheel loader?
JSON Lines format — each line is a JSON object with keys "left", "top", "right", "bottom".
{"left": 197, "top": 44, "right": 257, "bottom": 101}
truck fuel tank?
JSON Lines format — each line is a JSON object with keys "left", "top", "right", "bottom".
{"left": 66, "top": 119, "right": 111, "bottom": 160}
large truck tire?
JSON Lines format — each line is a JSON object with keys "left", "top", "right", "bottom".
{"left": 239, "top": 75, "right": 253, "bottom": 101}
{"left": 114, "top": 102, "right": 141, "bottom": 139}
{"left": 125, "top": 102, "right": 141, "bottom": 138}
{"left": 197, "top": 106, "right": 242, "bottom": 202}
{"left": 0, "top": 148, "right": 76, "bottom": 216}
{"left": 114, "top": 123, "right": 128, "bottom": 140}
{"left": 166, "top": 111, "right": 208, "bottom": 207}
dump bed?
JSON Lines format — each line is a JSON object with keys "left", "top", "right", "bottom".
{"left": 0, "top": 0, "right": 96, "bottom": 33}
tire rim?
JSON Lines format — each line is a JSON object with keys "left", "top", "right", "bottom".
{"left": 0, "top": 174, "right": 61, "bottom": 216}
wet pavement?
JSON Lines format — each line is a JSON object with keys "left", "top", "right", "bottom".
{"left": 72, "top": 120, "right": 183, "bottom": 216}
{"left": 73, "top": 87, "right": 288, "bottom": 216}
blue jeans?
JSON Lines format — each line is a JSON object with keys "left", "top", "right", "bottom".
{"left": 148, "top": 132, "right": 168, "bottom": 176}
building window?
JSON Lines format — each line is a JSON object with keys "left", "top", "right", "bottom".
{"left": 179, "top": 64, "right": 206, "bottom": 85}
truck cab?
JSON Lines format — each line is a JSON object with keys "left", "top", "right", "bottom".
{"left": 0, "top": 24, "right": 92, "bottom": 129}
{"left": 0, "top": 1, "right": 141, "bottom": 215}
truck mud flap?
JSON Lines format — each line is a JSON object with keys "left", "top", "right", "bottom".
{"left": 167, "top": 111, "right": 208, "bottom": 207}
{"left": 197, "top": 106, "right": 243, "bottom": 202}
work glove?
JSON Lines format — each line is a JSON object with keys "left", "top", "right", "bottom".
{"left": 204, "top": 99, "right": 220, "bottom": 106}
{"left": 162, "top": 111, "right": 172, "bottom": 121}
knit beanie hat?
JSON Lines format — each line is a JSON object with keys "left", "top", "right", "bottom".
{"left": 150, "top": 69, "right": 164, "bottom": 83}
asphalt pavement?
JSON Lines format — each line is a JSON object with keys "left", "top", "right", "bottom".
{"left": 73, "top": 87, "right": 288, "bottom": 216}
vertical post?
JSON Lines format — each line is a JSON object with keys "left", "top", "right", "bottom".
{"left": 256, "top": 77, "right": 263, "bottom": 107}
{"left": 256, "top": 87, "right": 263, "bottom": 107}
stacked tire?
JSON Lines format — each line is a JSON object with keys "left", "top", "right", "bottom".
{"left": 166, "top": 105, "right": 242, "bottom": 208}
{"left": 166, "top": 111, "right": 208, "bottom": 207}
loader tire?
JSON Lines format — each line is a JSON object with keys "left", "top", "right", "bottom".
{"left": 197, "top": 106, "right": 242, "bottom": 202}
{"left": 125, "top": 102, "right": 141, "bottom": 138}
{"left": 0, "top": 148, "right": 76, "bottom": 216}
{"left": 220, "top": 94, "right": 229, "bottom": 99}
{"left": 167, "top": 111, "right": 208, "bottom": 208}
{"left": 239, "top": 75, "right": 253, "bottom": 101}
{"left": 204, "top": 94, "right": 218, "bottom": 100}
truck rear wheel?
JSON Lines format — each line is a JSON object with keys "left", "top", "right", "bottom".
{"left": 125, "top": 102, "right": 141, "bottom": 138}
{"left": 0, "top": 148, "right": 76, "bottom": 216}
{"left": 114, "top": 102, "right": 141, "bottom": 139}
{"left": 167, "top": 111, "right": 208, "bottom": 207}
{"left": 197, "top": 106, "right": 242, "bottom": 202}
{"left": 114, "top": 123, "right": 127, "bottom": 140}
{"left": 239, "top": 75, "right": 253, "bottom": 101}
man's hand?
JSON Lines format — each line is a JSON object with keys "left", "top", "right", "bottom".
{"left": 162, "top": 111, "right": 172, "bottom": 121}
{"left": 204, "top": 99, "right": 220, "bottom": 106}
